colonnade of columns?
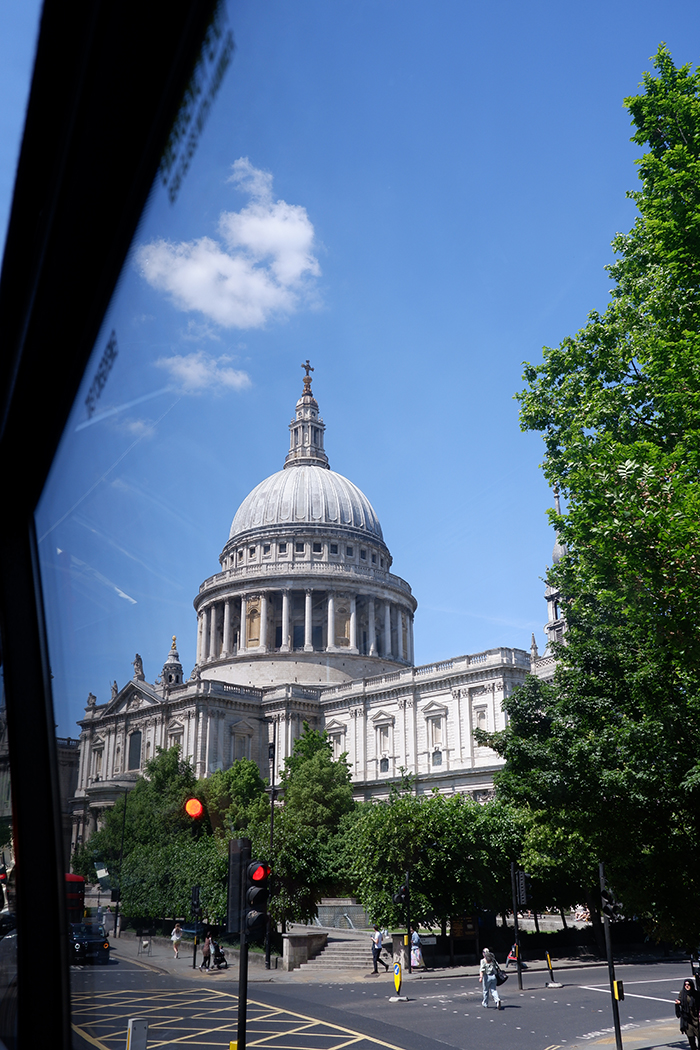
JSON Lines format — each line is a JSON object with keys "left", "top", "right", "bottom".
{"left": 196, "top": 589, "right": 414, "bottom": 665}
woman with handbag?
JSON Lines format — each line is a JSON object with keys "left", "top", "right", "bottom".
{"left": 479, "top": 948, "right": 503, "bottom": 1009}
{"left": 675, "top": 978, "right": 699, "bottom": 1050}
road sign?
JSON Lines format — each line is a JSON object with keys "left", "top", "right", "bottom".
{"left": 393, "top": 962, "right": 402, "bottom": 995}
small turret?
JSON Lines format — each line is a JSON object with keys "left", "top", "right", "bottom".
{"left": 161, "top": 636, "right": 184, "bottom": 687}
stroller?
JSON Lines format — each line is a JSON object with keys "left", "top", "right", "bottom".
{"left": 211, "top": 941, "right": 228, "bottom": 970}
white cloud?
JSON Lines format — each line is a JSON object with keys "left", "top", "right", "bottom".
{"left": 135, "top": 158, "right": 320, "bottom": 328}
{"left": 155, "top": 351, "right": 251, "bottom": 394}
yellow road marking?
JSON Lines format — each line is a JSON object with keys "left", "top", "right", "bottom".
{"left": 71, "top": 1023, "right": 112, "bottom": 1049}
{"left": 73, "top": 987, "right": 412, "bottom": 1050}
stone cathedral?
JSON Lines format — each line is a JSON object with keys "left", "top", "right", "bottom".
{"left": 71, "top": 368, "right": 556, "bottom": 850}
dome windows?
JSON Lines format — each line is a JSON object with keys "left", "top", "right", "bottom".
{"left": 330, "top": 543, "right": 338, "bottom": 555}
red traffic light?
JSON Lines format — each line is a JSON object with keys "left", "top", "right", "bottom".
{"left": 184, "top": 798, "right": 204, "bottom": 819}
{"left": 249, "top": 862, "right": 270, "bottom": 883}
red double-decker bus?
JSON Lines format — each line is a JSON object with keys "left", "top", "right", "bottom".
{"left": 65, "top": 874, "right": 85, "bottom": 923}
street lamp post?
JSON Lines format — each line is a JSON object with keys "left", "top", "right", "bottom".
{"left": 113, "top": 787, "right": 128, "bottom": 938}
{"left": 265, "top": 722, "right": 277, "bottom": 970}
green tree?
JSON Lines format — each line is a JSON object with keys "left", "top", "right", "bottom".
{"left": 197, "top": 758, "right": 267, "bottom": 836}
{"left": 72, "top": 745, "right": 200, "bottom": 879}
{"left": 247, "top": 724, "right": 354, "bottom": 925}
{"left": 348, "top": 782, "right": 522, "bottom": 927}
{"left": 494, "top": 45, "right": 700, "bottom": 945}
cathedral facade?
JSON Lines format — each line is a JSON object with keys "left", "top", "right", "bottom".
{"left": 71, "top": 371, "right": 538, "bottom": 851}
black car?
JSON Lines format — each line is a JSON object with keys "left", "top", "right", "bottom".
{"left": 69, "top": 923, "right": 110, "bottom": 964}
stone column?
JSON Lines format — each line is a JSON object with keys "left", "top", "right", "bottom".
{"left": 239, "top": 595, "right": 248, "bottom": 652}
{"left": 260, "top": 592, "right": 269, "bottom": 652}
{"left": 408, "top": 615, "right": 414, "bottom": 664}
{"left": 304, "top": 589, "right": 313, "bottom": 651}
{"left": 326, "top": 593, "right": 335, "bottom": 651}
{"left": 349, "top": 595, "right": 357, "bottom": 651}
{"left": 200, "top": 608, "right": 209, "bottom": 662}
{"left": 281, "top": 590, "right": 291, "bottom": 652}
{"left": 368, "top": 597, "right": 377, "bottom": 655}
{"left": 397, "top": 608, "right": 404, "bottom": 661}
{"left": 222, "top": 600, "right": 232, "bottom": 656}
{"left": 209, "top": 603, "right": 219, "bottom": 660}
{"left": 384, "top": 601, "right": 391, "bottom": 658}
{"left": 196, "top": 612, "right": 203, "bottom": 664}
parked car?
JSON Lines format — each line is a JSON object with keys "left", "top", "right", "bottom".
{"left": 69, "top": 923, "right": 110, "bottom": 965}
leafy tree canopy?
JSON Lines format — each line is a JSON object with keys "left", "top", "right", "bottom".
{"left": 347, "top": 780, "right": 523, "bottom": 927}
{"left": 247, "top": 723, "right": 354, "bottom": 925}
{"left": 495, "top": 45, "right": 700, "bottom": 945}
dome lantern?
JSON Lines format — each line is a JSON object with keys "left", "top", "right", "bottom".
{"left": 284, "top": 360, "right": 329, "bottom": 470}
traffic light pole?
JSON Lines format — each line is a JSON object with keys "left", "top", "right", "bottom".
{"left": 510, "top": 862, "right": 523, "bottom": 990}
{"left": 405, "top": 870, "right": 411, "bottom": 974}
{"left": 237, "top": 840, "right": 251, "bottom": 1050}
{"left": 599, "top": 863, "right": 623, "bottom": 1050}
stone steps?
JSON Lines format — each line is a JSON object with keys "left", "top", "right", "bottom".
{"left": 298, "top": 938, "right": 392, "bottom": 971}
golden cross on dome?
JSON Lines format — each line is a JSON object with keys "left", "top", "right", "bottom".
{"left": 301, "top": 359, "right": 314, "bottom": 395}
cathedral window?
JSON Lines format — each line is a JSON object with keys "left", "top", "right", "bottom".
{"left": 371, "top": 553, "right": 376, "bottom": 564}
{"left": 263, "top": 544, "right": 271, "bottom": 555}
{"left": 248, "top": 546, "right": 256, "bottom": 558}
{"left": 237, "top": 549, "right": 243, "bottom": 561}
{"left": 279, "top": 542, "right": 287, "bottom": 554}
{"left": 128, "top": 730, "right": 142, "bottom": 771}
{"left": 428, "top": 716, "right": 443, "bottom": 749}
{"left": 346, "top": 545, "right": 353, "bottom": 557}
{"left": 330, "top": 543, "right": 338, "bottom": 555}
{"left": 380, "top": 558, "right": 384, "bottom": 568}
{"left": 233, "top": 734, "right": 249, "bottom": 761}
{"left": 360, "top": 549, "right": 366, "bottom": 560}
{"left": 295, "top": 542, "right": 305, "bottom": 554}
{"left": 379, "top": 757, "right": 389, "bottom": 773}
{"left": 312, "top": 542, "right": 322, "bottom": 554}
{"left": 431, "top": 751, "right": 442, "bottom": 767}
{"left": 92, "top": 748, "right": 103, "bottom": 780}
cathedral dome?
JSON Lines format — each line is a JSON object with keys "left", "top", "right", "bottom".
{"left": 229, "top": 466, "right": 384, "bottom": 542}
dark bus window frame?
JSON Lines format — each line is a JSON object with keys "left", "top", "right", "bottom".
{"left": 0, "top": 2, "right": 218, "bottom": 1044}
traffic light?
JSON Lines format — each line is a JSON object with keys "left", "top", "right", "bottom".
{"left": 601, "top": 884, "right": 622, "bottom": 921}
{"left": 245, "top": 860, "right": 270, "bottom": 940}
{"left": 392, "top": 882, "right": 409, "bottom": 906}
{"left": 185, "top": 797, "right": 205, "bottom": 839}
{"left": 516, "top": 871, "right": 532, "bottom": 909}
{"left": 191, "top": 884, "right": 202, "bottom": 920}
{"left": 185, "top": 797, "right": 204, "bottom": 819}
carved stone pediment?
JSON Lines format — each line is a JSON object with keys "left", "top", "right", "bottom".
{"left": 370, "top": 709, "right": 394, "bottom": 726}
{"left": 422, "top": 699, "right": 448, "bottom": 718}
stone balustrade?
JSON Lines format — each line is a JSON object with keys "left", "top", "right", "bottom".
{"left": 198, "top": 559, "right": 413, "bottom": 597}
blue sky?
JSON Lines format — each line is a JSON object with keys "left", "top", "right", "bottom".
{"left": 3, "top": 2, "right": 700, "bottom": 736}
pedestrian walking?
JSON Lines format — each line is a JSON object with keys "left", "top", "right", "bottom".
{"left": 676, "top": 978, "right": 699, "bottom": 1050}
{"left": 200, "top": 932, "right": 212, "bottom": 970}
{"left": 371, "top": 926, "right": 389, "bottom": 974}
{"left": 410, "top": 927, "right": 425, "bottom": 969}
{"left": 479, "top": 948, "right": 502, "bottom": 1009}
{"left": 171, "top": 923, "right": 183, "bottom": 959}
